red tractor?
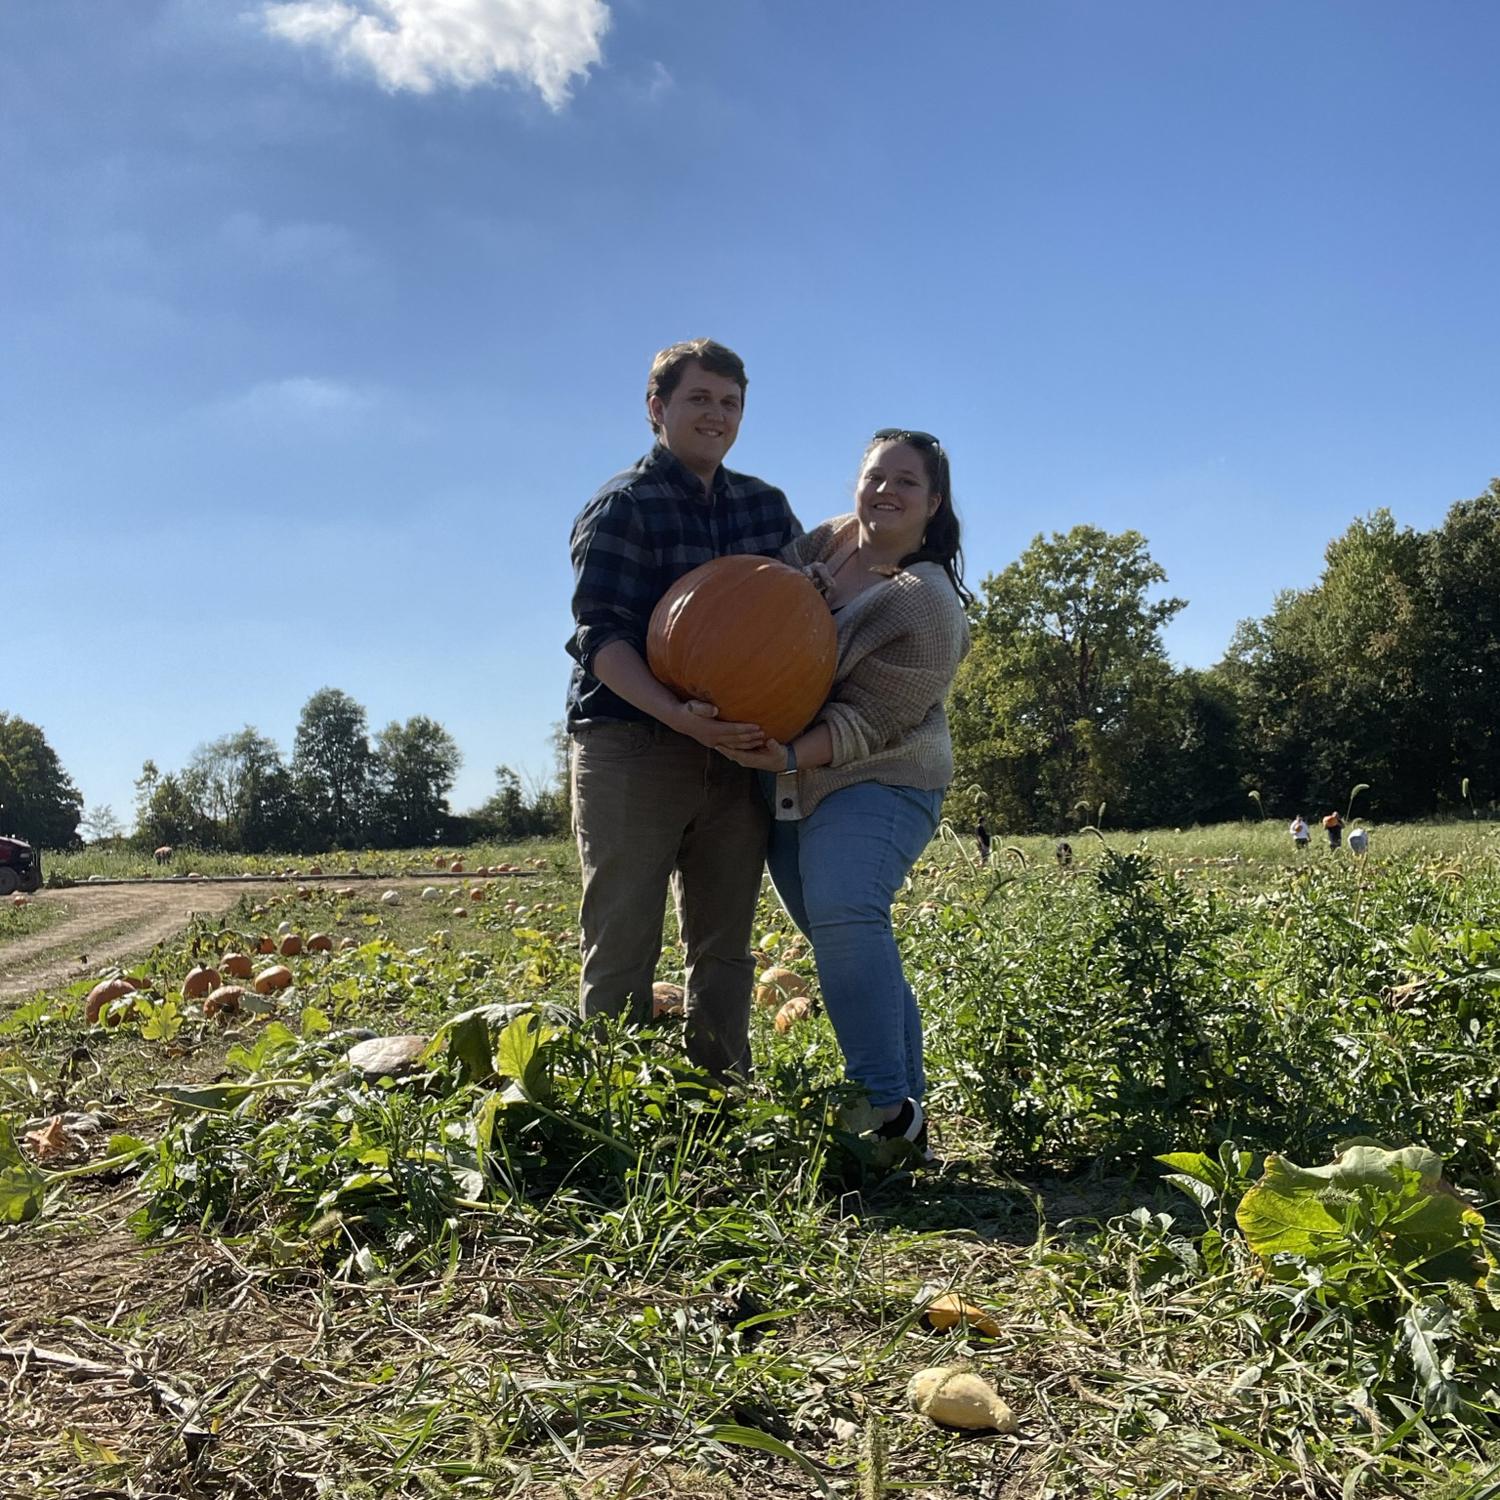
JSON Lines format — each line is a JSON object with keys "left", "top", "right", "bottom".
{"left": 0, "top": 835, "right": 43, "bottom": 896}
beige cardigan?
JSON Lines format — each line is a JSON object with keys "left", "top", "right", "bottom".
{"left": 773, "top": 515, "right": 971, "bottom": 819}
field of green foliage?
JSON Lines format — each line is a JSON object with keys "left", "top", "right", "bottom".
{"left": 4, "top": 822, "right": 1500, "bottom": 1498}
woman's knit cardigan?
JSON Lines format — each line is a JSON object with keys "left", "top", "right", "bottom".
{"left": 773, "top": 515, "right": 971, "bottom": 820}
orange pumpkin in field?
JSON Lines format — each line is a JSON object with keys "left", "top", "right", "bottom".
{"left": 646, "top": 555, "right": 837, "bottom": 745}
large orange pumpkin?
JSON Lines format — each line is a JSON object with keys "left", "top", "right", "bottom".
{"left": 646, "top": 555, "right": 836, "bottom": 744}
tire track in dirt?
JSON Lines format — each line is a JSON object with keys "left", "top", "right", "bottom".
{"left": 0, "top": 885, "right": 279, "bottom": 1002}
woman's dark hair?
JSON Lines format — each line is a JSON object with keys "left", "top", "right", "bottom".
{"left": 863, "top": 431, "right": 972, "bottom": 604}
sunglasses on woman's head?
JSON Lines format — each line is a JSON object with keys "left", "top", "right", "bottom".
{"left": 872, "top": 428, "right": 942, "bottom": 450}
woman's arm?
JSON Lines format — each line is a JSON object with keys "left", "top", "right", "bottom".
{"left": 779, "top": 515, "right": 855, "bottom": 568}
{"left": 817, "top": 578, "right": 969, "bottom": 765}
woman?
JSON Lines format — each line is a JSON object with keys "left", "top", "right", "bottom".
{"left": 716, "top": 429, "right": 971, "bottom": 1158}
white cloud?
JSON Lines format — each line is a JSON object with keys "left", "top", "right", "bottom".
{"left": 259, "top": 0, "right": 610, "bottom": 107}
{"left": 218, "top": 375, "right": 380, "bottom": 422}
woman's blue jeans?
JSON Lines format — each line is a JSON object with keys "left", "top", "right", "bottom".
{"left": 766, "top": 782, "right": 943, "bottom": 1109}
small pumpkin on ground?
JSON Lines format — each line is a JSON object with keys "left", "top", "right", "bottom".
{"left": 253, "top": 965, "right": 294, "bottom": 995}
{"left": 85, "top": 977, "right": 138, "bottom": 1025}
{"left": 755, "top": 966, "right": 808, "bottom": 1009}
{"left": 306, "top": 932, "right": 333, "bottom": 952}
{"left": 652, "top": 981, "right": 686, "bottom": 1019}
{"left": 921, "top": 1293, "right": 1002, "bottom": 1339}
{"left": 774, "top": 994, "right": 814, "bottom": 1033}
{"left": 221, "top": 952, "right": 254, "bottom": 980}
{"left": 907, "top": 1366, "right": 1016, "bottom": 1432}
{"left": 203, "top": 985, "right": 245, "bottom": 1019}
{"left": 181, "top": 965, "right": 221, "bottom": 1002}
{"left": 279, "top": 933, "right": 304, "bottom": 957}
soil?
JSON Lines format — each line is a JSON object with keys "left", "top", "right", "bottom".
{"left": 0, "top": 884, "right": 279, "bottom": 1002}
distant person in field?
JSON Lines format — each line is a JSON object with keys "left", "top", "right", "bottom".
{"left": 1055, "top": 840, "right": 1074, "bottom": 868}
{"left": 716, "top": 429, "right": 971, "bottom": 1160}
{"left": 565, "top": 339, "right": 801, "bottom": 1081}
{"left": 1289, "top": 815, "right": 1309, "bottom": 852}
{"left": 1348, "top": 826, "right": 1368, "bottom": 856}
{"left": 975, "top": 820, "right": 992, "bottom": 866}
{"left": 1323, "top": 810, "right": 1343, "bottom": 849}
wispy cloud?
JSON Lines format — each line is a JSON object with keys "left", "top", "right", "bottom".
{"left": 218, "top": 211, "right": 375, "bottom": 283}
{"left": 215, "top": 375, "right": 381, "bottom": 423}
{"left": 259, "top": 0, "right": 610, "bottom": 108}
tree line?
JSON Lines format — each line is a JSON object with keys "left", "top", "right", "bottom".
{"left": 950, "top": 477, "right": 1500, "bottom": 831}
{"left": 5, "top": 477, "right": 1496, "bottom": 849}
{"left": 0, "top": 690, "right": 568, "bottom": 853}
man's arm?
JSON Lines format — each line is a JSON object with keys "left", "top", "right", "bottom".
{"left": 591, "top": 641, "right": 766, "bottom": 750}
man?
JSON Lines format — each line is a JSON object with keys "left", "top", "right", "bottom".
{"left": 566, "top": 339, "right": 801, "bottom": 1080}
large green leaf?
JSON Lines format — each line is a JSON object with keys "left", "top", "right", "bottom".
{"left": 496, "top": 1014, "right": 556, "bottom": 1103}
{"left": 1235, "top": 1155, "right": 1345, "bottom": 1258}
{"left": 0, "top": 1116, "right": 45, "bottom": 1224}
{"left": 1267, "top": 1138, "right": 1443, "bottom": 1193}
{"left": 445, "top": 1011, "right": 494, "bottom": 1085}
{"left": 1236, "top": 1141, "right": 1484, "bottom": 1277}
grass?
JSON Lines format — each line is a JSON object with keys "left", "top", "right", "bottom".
{"left": 3, "top": 823, "right": 1500, "bottom": 1497}
{"left": 0, "top": 896, "right": 63, "bottom": 945}
{"left": 38, "top": 839, "right": 555, "bottom": 885}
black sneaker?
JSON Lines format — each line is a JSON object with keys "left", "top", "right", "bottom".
{"left": 873, "top": 1098, "right": 935, "bottom": 1162}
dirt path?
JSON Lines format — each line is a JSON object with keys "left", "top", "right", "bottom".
{"left": 0, "top": 884, "right": 278, "bottom": 1001}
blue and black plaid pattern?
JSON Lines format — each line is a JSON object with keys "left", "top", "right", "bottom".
{"left": 566, "top": 443, "right": 801, "bottom": 728}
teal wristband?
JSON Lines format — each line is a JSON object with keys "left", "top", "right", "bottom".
{"left": 785, "top": 742, "right": 797, "bottom": 773}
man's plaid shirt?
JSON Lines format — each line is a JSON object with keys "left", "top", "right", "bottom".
{"left": 566, "top": 443, "right": 802, "bottom": 728}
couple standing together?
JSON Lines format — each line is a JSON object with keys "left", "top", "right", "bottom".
{"left": 565, "top": 339, "right": 971, "bottom": 1157}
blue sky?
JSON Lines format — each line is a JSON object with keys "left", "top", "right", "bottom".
{"left": 7, "top": 1, "right": 1498, "bottom": 831}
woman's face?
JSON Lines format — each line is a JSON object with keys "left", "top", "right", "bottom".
{"left": 856, "top": 440, "right": 940, "bottom": 553}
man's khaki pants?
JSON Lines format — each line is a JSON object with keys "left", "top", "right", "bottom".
{"left": 571, "top": 721, "right": 769, "bottom": 1080}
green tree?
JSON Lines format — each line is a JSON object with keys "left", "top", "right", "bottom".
{"left": 184, "top": 729, "right": 298, "bottom": 852}
{"left": 950, "top": 527, "right": 1185, "bottom": 831}
{"left": 291, "top": 688, "right": 372, "bottom": 849}
{"left": 78, "top": 804, "right": 124, "bottom": 844}
{"left": 1425, "top": 478, "right": 1500, "bottom": 809}
{"left": 475, "top": 765, "right": 528, "bottom": 841}
{"left": 133, "top": 760, "right": 208, "bottom": 850}
{"left": 372, "top": 716, "right": 462, "bottom": 845}
{"left": 0, "top": 713, "right": 83, "bottom": 846}
{"left": 1223, "top": 510, "right": 1446, "bottom": 818}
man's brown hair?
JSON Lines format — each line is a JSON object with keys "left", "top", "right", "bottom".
{"left": 645, "top": 339, "right": 748, "bottom": 434}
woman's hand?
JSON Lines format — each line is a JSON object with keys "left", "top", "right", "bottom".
{"left": 716, "top": 737, "right": 789, "bottom": 772}
{"left": 803, "top": 561, "right": 834, "bottom": 596}
{"left": 673, "top": 699, "right": 766, "bottom": 751}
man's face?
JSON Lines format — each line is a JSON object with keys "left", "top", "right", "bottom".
{"left": 648, "top": 362, "right": 744, "bottom": 476}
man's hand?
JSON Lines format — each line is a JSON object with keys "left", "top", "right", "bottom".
{"left": 673, "top": 699, "right": 767, "bottom": 751}
{"left": 716, "top": 736, "right": 789, "bottom": 771}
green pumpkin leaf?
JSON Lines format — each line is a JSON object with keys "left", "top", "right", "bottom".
{"left": 1236, "top": 1142, "right": 1485, "bottom": 1280}
{"left": 496, "top": 1014, "right": 556, "bottom": 1102}
{"left": 446, "top": 1011, "right": 494, "bottom": 1085}
{"left": 1235, "top": 1155, "right": 1348, "bottom": 1258}
{"left": 0, "top": 1117, "right": 46, "bottom": 1224}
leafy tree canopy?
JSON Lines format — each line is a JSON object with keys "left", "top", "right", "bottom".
{"left": 0, "top": 712, "right": 83, "bottom": 847}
